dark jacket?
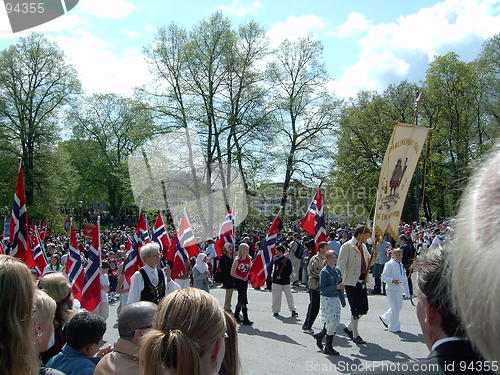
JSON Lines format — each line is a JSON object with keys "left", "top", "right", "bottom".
{"left": 352, "top": 340, "right": 494, "bottom": 375}
{"left": 272, "top": 256, "right": 292, "bottom": 285}
{"left": 401, "top": 242, "right": 416, "bottom": 268}
{"left": 219, "top": 253, "right": 235, "bottom": 289}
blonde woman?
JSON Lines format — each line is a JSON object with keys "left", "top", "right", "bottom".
{"left": 0, "top": 255, "right": 40, "bottom": 375}
{"left": 38, "top": 272, "right": 76, "bottom": 363}
{"left": 230, "top": 243, "right": 253, "bottom": 325}
{"left": 139, "top": 288, "right": 235, "bottom": 375}
{"left": 33, "top": 289, "right": 64, "bottom": 375}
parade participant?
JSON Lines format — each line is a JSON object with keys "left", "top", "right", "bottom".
{"left": 327, "top": 232, "right": 341, "bottom": 256}
{"left": 94, "top": 301, "right": 157, "bottom": 375}
{"left": 94, "top": 261, "right": 111, "bottom": 320}
{"left": 38, "top": 272, "right": 77, "bottom": 363}
{"left": 230, "top": 242, "right": 253, "bottom": 325}
{"left": 218, "top": 243, "right": 235, "bottom": 313}
{"left": 337, "top": 225, "right": 373, "bottom": 344}
{"left": 0, "top": 255, "right": 40, "bottom": 375}
{"left": 288, "top": 233, "right": 303, "bottom": 286}
{"left": 139, "top": 288, "right": 233, "bottom": 375}
{"left": 314, "top": 251, "right": 345, "bottom": 355}
{"left": 379, "top": 248, "right": 409, "bottom": 333}
{"left": 399, "top": 234, "right": 416, "bottom": 297}
{"left": 47, "top": 312, "right": 109, "bottom": 375}
{"left": 193, "top": 253, "right": 211, "bottom": 293}
{"left": 43, "top": 254, "right": 64, "bottom": 275}
{"left": 127, "top": 243, "right": 180, "bottom": 305}
{"left": 372, "top": 234, "right": 392, "bottom": 295}
{"left": 302, "top": 241, "right": 329, "bottom": 334}
{"left": 447, "top": 146, "right": 500, "bottom": 363}
{"left": 115, "top": 262, "right": 129, "bottom": 315}
{"left": 271, "top": 245, "right": 298, "bottom": 318}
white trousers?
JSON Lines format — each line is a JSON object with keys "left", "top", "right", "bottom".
{"left": 290, "top": 256, "right": 302, "bottom": 283}
{"left": 381, "top": 289, "right": 403, "bottom": 332}
{"left": 94, "top": 300, "right": 109, "bottom": 320}
{"left": 272, "top": 283, "right": 296, "bottom": 313}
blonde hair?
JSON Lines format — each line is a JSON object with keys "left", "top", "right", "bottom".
{"left": 139, "top": 288, "right": 227, "bottom": 375}
{"left": 220, "top": 311, "right": 240, "bottom": 375}
{"left": 0, "top": 255, "right": 39, "bottom": 374}
{"left": 446, "top": 146, "right": 500, "bottom": 362}
{"left": 237, "top": 243, "right": 249, "bottom": 259}
{"left": 33, "top": 289, "right": 57, "bottom": 325}
{"left": 38, "top": 272, "right": 75, "bottom": 329}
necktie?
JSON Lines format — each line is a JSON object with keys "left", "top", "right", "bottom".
{"left": 399, "top": 263, "right": 403, "bottom": 276}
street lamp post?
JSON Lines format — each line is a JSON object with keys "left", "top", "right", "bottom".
{"left": 79, "top": 200, "right": 83, "bottom": 232}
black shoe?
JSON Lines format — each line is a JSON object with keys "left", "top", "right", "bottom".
{"left": 353, "top": 336, "right": 366, "bottom": 344}
{"left": 323, "top": 335, "right": 339, "bottom": 355}
{"left": 242, "top": 319, "right": 254, "bottom": 325}
{"left": 313, "top": 329, "right": 327, "bottom": 350}
{"left": 273, "top": 313, "right": 280, "bottom": 317}
{"left": 344, "top": 327, "right": 354, "bottom": 340}
{"left": 291, "top": 311, "right": 298, "bottom": 317}
{"left": 242, "top": 308, "right": 253, "bottom": 325}
{"left": 379, "top": 316, "right": 388, "bottom": 328}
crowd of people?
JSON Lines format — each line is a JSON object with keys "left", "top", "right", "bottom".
{"left": 0, "top": 145, "right": 498, "bottom": 374}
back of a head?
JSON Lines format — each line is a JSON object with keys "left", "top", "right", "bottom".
{"left": 66, "top": 312, "right": 107, "bottom": 350}
{"left": 139, "top": 288, "right": 227, "bottom": 375}
{"left": 118, "top": 301, "right": 157, "bottom": 340}
{"left": 413, "top": 246, "right": 464, "bottom": 338}
{"left": 220, "top": 312, "right": 240, "bottom": 375}
{"left": 38, "top": 272, "right": 74, "bottom": 327}
{"left": 0, "top": 255, "right": 39, "bottom": 374}
{"left": 447, "top": 146, "right": 500, "bottom": 362}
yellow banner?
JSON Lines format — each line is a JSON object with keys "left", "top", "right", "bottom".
{"left": 373, "top": 122, "right": 430, "bottom": 242}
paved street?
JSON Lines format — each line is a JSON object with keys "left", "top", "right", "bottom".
{"left": 103, "top": 280, "right": 429, "bottom": 374}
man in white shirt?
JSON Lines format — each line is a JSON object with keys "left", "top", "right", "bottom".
{"left": 127, "top": 243, "right": 180, "bottom": 305}
{"left": 93, "top": 261, "right": 110, "bottom": 320}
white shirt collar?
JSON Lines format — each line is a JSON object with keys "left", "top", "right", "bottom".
{"left": 431, "top": 336, "right": 464, "bottom": 352}
{"left": 144, "top": 264, "right": 157, "bottom": 273}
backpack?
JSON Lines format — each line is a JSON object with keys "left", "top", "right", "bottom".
{"left": 293, "top": 241, "right": 304, "bottom": 259}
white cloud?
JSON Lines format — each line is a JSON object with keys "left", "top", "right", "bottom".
{"left": 331, "top": 0, "right": 500, "bottom": 99}
{"left": 120, "top": 29, "right": 139, "bottom": 38}
{"left": 216, "top": 0, "right": 262, "bottom": 17}
{"left": 78, "top": 0, "right": 135, "bottom": 19}
{"left": 50, "top": 29, "right": 151, "bottom": 96}
{"left": 331, "top": 12, "right": 373, "bottom": 38}
{"left": 266, "top": 15, "right": 326, "bottom": 48}
{"left": 145, "top": 24, "right": 154, "bottom": 32}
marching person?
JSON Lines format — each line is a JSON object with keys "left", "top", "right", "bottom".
{"left": 288, "top": 233, "right": 303, "bottom": 286}
{"left": 314, "top": 251, "right": 345, "bottom": 355}
{"left": 219, "top": 243, "right": 235, "bottom": 313}
{"left": 271, "top": 245, "right": 298, "bottom": 318}
{"left": 127, "top": 243, "right": 180, "bottom": 305}
{"left": 337, "top": 225, "right": 374, "bottom": 344}
{"left": 193, "top": 253, "right": 211, "bottom": 293}
{"left": 230, "top": 243, "right": 253, "bottom": 325}
{"left": 372, "top": 234, "right": 392, "bottom": 295}
{"left": 400, "top": 234, "right": 416, "bottom": 297}
{"left": 302, "top": 241, "right": 329, "bottom": 334}
{"left": 379, "top": 248, "right": 410, "bottom": 333}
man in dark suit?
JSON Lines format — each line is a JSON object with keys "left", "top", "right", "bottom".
{"left": 400, "top": 234, "right": 415, "bottom": 297}
{"left": 353, "top": 246, "right": 494, "bottom": 375}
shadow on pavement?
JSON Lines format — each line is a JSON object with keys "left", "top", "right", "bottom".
{"left": 237, "top": 325, "right": 307, "bottom": 347}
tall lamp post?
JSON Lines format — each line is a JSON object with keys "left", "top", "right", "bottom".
{"left": 79, "top": 200, "right": 83, "bottom": 232}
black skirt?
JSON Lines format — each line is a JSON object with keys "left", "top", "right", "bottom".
{"left": 345, "top": 277, "right": 368, "bottom": 319}
{"left": 234, "top": 278, "right": 249, "bottom": 306}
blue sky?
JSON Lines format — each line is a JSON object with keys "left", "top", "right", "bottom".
{"left": 0, "top": 0, "right": 498, "bottom": 98}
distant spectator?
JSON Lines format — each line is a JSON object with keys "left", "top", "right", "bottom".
{"left": 43, "top": 254, "right": 64, "bottom": 275}
{"left": 193, "top": 253, "right": 211, "bottom": 293}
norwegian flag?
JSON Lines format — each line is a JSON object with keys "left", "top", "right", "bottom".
{"left": 39, "top": 221, "right": 50, "bottom": 241}
{"left": 65, "top": 221, "right": 85, "bottom": 301}
{"left": 177, "top": 209, "right": 199, "bottom": 258}
{"left": 122, "top": 209, "right": 151, "bottom": 284}
{"left": 152, "top": 214, "right": 171, "bottom": 259}
{"left": 215, "top": 210, "right": 235, "bottom": 257}
{"left": 300, "top": 185, "right": 327, "bottom": 251}
{"left": 171, "top": 235, "right": 189, "bottom": 280}
{"left": 9, "top": 162, "right": 35, "bottom": 267}
{"left": 81, "top": 220, "right": 101, "bottom": 311}
{"left": 30, "top": 226, "right": 48, "bottom": 276}
{"left": 166, "top": 232, "right": 177, "bottom": 263}
{"left": 249, "top": 209, "right": 281, "bottom": 288}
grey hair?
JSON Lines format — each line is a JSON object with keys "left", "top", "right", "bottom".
{"left": 140, "top": 243, "right": 161, "bottom": 262}
{"left": 118, "top": 301, "right": 157, "bottom": 339}
{"left": 446, "top": 144, "right": 500, "bottom": 362}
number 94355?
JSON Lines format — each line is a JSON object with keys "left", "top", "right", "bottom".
{"left": 5, "top": 2, "right": 45, "bottom": 14}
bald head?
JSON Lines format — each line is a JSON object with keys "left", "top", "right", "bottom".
{"left": 118, "top": 301, "right": 157, "bottom": 340}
